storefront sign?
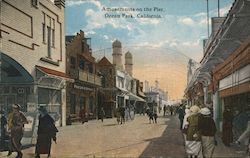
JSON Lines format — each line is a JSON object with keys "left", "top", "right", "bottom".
{"left": 74, "top": 84, "right": 94, "bottom": 91}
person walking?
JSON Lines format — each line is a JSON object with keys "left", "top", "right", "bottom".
{"left": 79, "top": 108, "right": 86, "bottom": 124}
{"left": 177, "top": 105, "right": 185, "bottom": 130}
{"left": 10, "top": 104, "right": 28, "bottom": 158}
{"left": 100, "top": 107, "right": 105, "bottom": 122}
{"left": 232, "top": 110, "right": 248, "bottom": 141}
{"left": 198, "top": 107, "right": 217, "bottom": 158}
{"left": 0, "top": 110, "right": 7, "bottom": 150}
{"left": 170, "top": 106, "right": 174, "bottom": 116}
{"left": 222, "top": 107, "right": 233, "bottom": 146}
{"left": 163, "top": 105, "right": 167, "bottom": 116}
{"left": 35, "top": 107, "right": 58, "bottom": 158}
{"left": 185, "top": 105, "right": 201, "bottom": 158}
{"left": 119, "top": 107, "right": 125, "bottom": 124}
{"left": 153, "top": 105, "right": 158, "bottom": 124}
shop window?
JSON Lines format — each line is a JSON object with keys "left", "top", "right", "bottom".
{"left": 89, "top": 96, "right": 94, "bottom": 113}
{"left": 79, "top": 97, "right": 85, "bottom": 110}
{"left": 70, "top": 93, "right": 76, "bottom": 114}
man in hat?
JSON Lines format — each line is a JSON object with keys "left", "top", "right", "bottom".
{"left": 10, "top": 104, "right": 28, "bottom": 158}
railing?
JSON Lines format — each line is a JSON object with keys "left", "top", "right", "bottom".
{"left": 79, "top": 70, "right": 101, "bottom": 86}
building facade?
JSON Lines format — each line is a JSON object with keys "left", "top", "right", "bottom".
{"left": 66, "top": 30, "right": 101, "bottom": 122}
{"left": 0, "top": 0, "right": 67, "bottom": 145}
{"left": 97, "top": 57, "right": 116, "bottom": 118}
{"left": 185, "top": 0, "right": 250, "bottom": 133}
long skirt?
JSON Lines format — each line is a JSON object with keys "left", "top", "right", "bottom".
{"left": 35, "top": 134, "right": 52, "bottom": 154}
{"left": 201, "top": 136, "right": 215, "bottom": 158}
{"left": 10, "top": 128, "right": 23, "bottom": 152}
{"left": 185, "top": 140, "right": 201, "bottom": 156}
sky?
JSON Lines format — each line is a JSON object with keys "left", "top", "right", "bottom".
{"left": 65, "top": 0, "right": 234, "bottom": 100}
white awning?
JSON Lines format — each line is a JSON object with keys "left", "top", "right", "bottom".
{"left": 128, "top": 93, "right": 146, "bottom": 102}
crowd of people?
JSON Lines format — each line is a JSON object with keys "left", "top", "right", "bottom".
{"left": 177, "top": 104, "right": 250, "bottom": 158}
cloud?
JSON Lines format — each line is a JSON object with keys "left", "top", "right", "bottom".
{"left": 85, "top": 30, "right": 96, "bottom": 36}
{"left": 103, "top": 35, "right": 109, "bottom": 40}
{"left": 178, "top": 17, "right": 195, "bottom": 26}
{"left": 66, "top": 0, "right": 102, "bottom": 9}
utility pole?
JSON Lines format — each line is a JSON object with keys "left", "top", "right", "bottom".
{"left": 218, "top": 0, "right": 220, "bottom": 17}
{"left": 207, "top": 0, "right": 210, "bottom": 38}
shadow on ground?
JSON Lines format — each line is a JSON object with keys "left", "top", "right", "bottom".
{"left": 139, "top": 116, "right": 187, "bottom": 158}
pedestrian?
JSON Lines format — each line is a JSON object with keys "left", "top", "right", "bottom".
{"left": 198, "top": 107, "right": 217, "bottom": 158}
{"left": 153, "top": 105, "right": 158, "bottom": 124}
{"left": 35, "top": 107, "right": 58, "bottom": 158}
{"left": 236, "top": 120, "right": 250, "bottom": 148}
{"left": 146, "top": 107, "right": 154, "bottom": 123}
{"left": 6, "top": 109, "right": 14, "bottom": 156}
{"left": 182, "top": 108, "right": 191, "bottom": 138}
{"left": 79, "top": 108, "right": 86, "bottom": 124}
{"left": 185, "top": 105, "right": 201, "bottom": 158}
{"left": 163, "top": 105, "right": 167, "bottom": 116}
{"left": 222, "top": 107, "right": 233, "bottom": 146}
{"left": 232, "top": 110, "right": 248, "bottom": 141}
{"left": 116, "top": 108, "right": 121, "bottom": 124}
{"left": 170, "top": 106, "right": 174, "bottom": 115}
{"left": 9, "top": 104, "right": 28, "bottom": 158}
{"left": 0, "top": 110, "right": 7, "bottom": 150}
{"left": 177, "top": 105, "right": 185, "bottom": 130}
{"left": 119, "top": 107, "right": 125, "bottom": 124}
{"left": 100, "top": 107, "right": 105, "bottom": 122}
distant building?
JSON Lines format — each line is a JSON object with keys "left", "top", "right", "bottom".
{"left": 125, "top": 51, "right": 133, "bottom": 76}
{"left": 65, "top": 30, "right": 101, "bottom": 121}
{"left": 112, "top": 40, "right": 123, "bottom": 71}
{"left": 97, "top": 56, "right": 116, "bottom": 118}
{"left": 0, "top": 0, "right": 67, "bottom": 122}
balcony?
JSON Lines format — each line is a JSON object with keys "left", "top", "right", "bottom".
{"left": 79, "top": 70, "right": 101, "bottom": 86}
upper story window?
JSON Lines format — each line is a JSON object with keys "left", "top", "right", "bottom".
{"left": 31, "top": 0, "right": 39, "bottom": 8}
{"left": 79, "top": 59, "right": 85, "bottom": 70}
{"left": 70, "top": 57, "right": 76, "bottom": 69}
{"left": 42, "top": 13, "right": 55, "bottom": 58}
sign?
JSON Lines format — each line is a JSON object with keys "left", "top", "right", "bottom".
{"left": 74, "top": 84, "right": 94, "bottom": 91}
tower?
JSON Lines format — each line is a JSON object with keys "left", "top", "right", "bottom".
{"left": 112, "top": 40, "right": 123, "bottom": 70}
{"left": 125, "top": 51, "right": 133, "bottom": 76}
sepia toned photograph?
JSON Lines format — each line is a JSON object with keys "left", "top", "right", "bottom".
{"left": 0, "top": 0, "right": 250, "bottom": 157}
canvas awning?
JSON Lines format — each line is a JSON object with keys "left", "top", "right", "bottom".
{"left": 128, "top": 93, "right": 146, "bottom": 102}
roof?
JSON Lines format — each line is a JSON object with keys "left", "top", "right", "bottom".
{"left": 98, "top": 56, "right": 113, "bottom": 66}
{"left": 112, "top": 40, "right": 121, "bottom": 47}
{"left": 125, "top": 51, "right": 132, "bottom": 58}
{"left": 36, "top": 65, "right": 71, "bottom": 79}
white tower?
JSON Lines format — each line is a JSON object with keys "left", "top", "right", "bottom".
{"left": 112, "top": 40, "right": 123, "bottom": 70}
{"left": 125, "top": 51, "right": 133, "bottom": 76}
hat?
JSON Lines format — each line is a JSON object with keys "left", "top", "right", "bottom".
{"left": 190, "top": 105, "right": 200, "bottom": 113}
{"left": 200, "top": 107, "right": 211, "bottom": 115}
{"left": 185, "top": 108, "right": 191, "bottom": 114}
{"left": 12, "top": 104, "right": 21, "bottom": 109}
{"left": 38, "top": 106, "right": 47, "bottom": 113}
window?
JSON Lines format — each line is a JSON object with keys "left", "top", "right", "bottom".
{"left": 79, "top": 59, "right": 85, "bottom": 70}
{"left": 47, "top": 26, "right": 51, "bottom": 58}
{"left": 51, "top": 29, "right": 55, "bottom": 47}
{"left": 32, "top": 0, "right": 38, "bottom": 7}
{"left": 52, "top": 19, "right": 55, "bottom": 47}
{"left": 88, "top": 64, "right": 93, "bottom": 73}
{"left": 70, "top": 57, "right": 76, "bottom": 69}
{"left": 42, "top": 23, "right": 46, "bottom": 43}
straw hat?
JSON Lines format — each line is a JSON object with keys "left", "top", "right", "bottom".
{"left": 12, "top": 104, "right": 21, "bottom": 109}
{"left": 190, "top": 105, "right": 200, "bottom": 113}
{"left": 200, "top": 107, "right": 211, "bottom": 115}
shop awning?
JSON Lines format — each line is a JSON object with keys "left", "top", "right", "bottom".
{"left": 36, "top": 65, "right": 74, "bottom": 82}
{"left": 128, "top": 93, "right": 146, "bottom": 102}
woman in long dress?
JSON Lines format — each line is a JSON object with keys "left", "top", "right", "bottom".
{"left": 35, "top": 107, "right": 58, "bottom": 158}
{"left": 185, "top": 105, "right": 201, "bottom": 158}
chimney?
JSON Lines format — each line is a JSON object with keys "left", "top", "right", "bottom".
{"left": 54, "top": 0, "right": 65, "bottom": 9}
